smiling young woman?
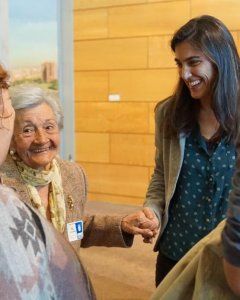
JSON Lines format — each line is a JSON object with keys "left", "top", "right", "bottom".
{"left": 135, "top": 15, "right": 240, "bottom": 286}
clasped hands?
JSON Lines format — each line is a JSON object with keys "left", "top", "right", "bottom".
{"left": 121, "top": 207, "right": 159, "bottom": 243}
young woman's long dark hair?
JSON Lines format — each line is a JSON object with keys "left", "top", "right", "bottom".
{"left": 161, "top": 15, "right": 240, "bottom": 142}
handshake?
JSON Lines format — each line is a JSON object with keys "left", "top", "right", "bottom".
{"left": 121, "top": 208, "right": 159, "bottom": 243}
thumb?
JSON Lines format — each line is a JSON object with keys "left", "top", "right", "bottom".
{"left": 143, "top": 207, "right": 155, "bottom": 220}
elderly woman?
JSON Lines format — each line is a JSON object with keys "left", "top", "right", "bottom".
{"left": 0, "top": 67, "right": 96, "bottom": 298}
{"left": 0, "top": 84, "right": 156, "bottom": 253}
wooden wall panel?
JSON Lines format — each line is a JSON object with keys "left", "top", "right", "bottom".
{"left": 230, "top": 32, "right": 239, "bottom": 54}
{"left": 109, "top": 2, "right": 190, "bottom": 37}
{"left": 110, "top": 133, "right": 155, "bottom": 166}
{"left": 75, "top": 102, "right": 149, "bottom": 133}
{"left": 237, "top": 32, "right": 240, "bottom": 53}
{"left": 148, "top": 167, "right": 154, "bottom": 181}
{"left": 75, "top": 38, "right": 148, "bottom": 70}
{"left": 76, "top": 132, "right": 110, "bottom": 163}
{"left": 73, "top": 0, "right": 240, "bottom": 205}
{"left": 87, "top": 192, "right": 143, "bottom": 205}
{"left": 74, "top": 9, "right": 108, "bottom": 40}
{"left": 149, "top": 102, "right": 157, "bottom": 134}
{"left": 74, "top": 0, "right": 147, "bottom": 10}
{"left": 148, "top": 0, "right": 184, "bottom": 2}
{"left": 109, "top": 69, "right": 177, "bottom": 101}
{"left": 192, "top": 0, "right": 240, "bottom": 30}
{"left": 81, "top": 162, "right": 149, "bottom": 198}
{"left": 149, "top": 36, "right": 176, "bottom": 68}
{"left": 75, "top": 71, "right": 109, "bottom": 102}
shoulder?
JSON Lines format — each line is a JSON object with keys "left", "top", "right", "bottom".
{"left": 155, "top": 96, "right": 174, "bottom": 116}
{"left": 153, "top": 97, "right": 175, "bottom": 137}
{"left": 0, "top": 156, "right": 23, "bottom": 190}
{"left": 57, "top": 158, "right": 86, "bottom": 179}
{"left": 0, "top": 155, "right": 17, "bottom": 175}
{"left": 57, "top": 158, "right": 87, "bottom": 196}
{"left": 0, "top": 184, "right": 18, "bottom": 204}
{"left": 0, "top": 185, "right": 94, "bottom": 299}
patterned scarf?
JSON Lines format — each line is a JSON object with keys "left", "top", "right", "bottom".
{"left": 15, "top": 158, "right": 66, "bottom": 233}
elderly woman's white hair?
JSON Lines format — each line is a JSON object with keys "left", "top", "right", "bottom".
{"left": 9, "top": 85, "right": 64, "bottom": 129}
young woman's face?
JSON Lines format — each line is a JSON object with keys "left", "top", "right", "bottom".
{"left": 174, "top": 41, "right": 217, "bottom": 104}
{"left": 11, "top": 102, "right": 60, "bottom": 171}
{"left": 0, "top": 88, "right": 15, "bottom": 165}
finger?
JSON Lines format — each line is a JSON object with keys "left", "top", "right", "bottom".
{"left": 140, "top": 219, "right": 159, "bottom": 231}
{"left": 122, "top": 222, "right": 154, "bottom": 236}
{"left": 143, "top": 207, "right": 155, "bottom": 219}
{"left": 151, "top": 227, "right": 159, "bottom": 235}
{"left": 141, "top": 228, "right": 155, "bottom": 237}
{"left": 142, "top": 209, "right": 160, "bottom": 228}
{"left": 139, "top": 219, "right": 154, "bottom": 228}
{"left": 143, "top": 237, "right": 153, "bottom": 244}
{"left": 128, "top": 227, "right": 155, "bottom": 237}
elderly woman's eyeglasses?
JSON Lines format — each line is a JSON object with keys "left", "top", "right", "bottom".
{"left": 19, "top": 121, "right": 59, "bottom": 138}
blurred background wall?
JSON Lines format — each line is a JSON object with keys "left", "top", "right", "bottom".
{"left": 0, "top": 0, "right": 9, "bottom": 67}
{"left": 73, "top": 0, "right": 240, "bottom": 205}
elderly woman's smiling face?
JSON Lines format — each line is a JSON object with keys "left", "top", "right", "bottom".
{"left": 11, "top": 102, "right": 60, "bottom": 170}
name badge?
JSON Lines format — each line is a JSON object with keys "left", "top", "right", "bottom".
{"left": 67, "top": 220, "right": 83, "bottom": 242}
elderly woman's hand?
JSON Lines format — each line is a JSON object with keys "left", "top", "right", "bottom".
{"left": 141, "top": 207, "right": 159, "bottom": 243}
{"left": 121, "top": 209, "right": 159, "bottom": 242}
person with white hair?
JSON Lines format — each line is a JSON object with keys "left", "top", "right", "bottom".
{"left": 0, "top": 64, "right": 96, "bottom": 299}
{"left": 0, "top": 84, "right": 156, "bottom": 256}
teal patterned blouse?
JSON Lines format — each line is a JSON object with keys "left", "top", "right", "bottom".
{"left": 159, "top": 127, "right": 236, "bottom": 261}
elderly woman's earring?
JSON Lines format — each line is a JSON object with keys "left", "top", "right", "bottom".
{"left": 9, "top": 148, "right": 17, "bottom": 160}
{"left": 9, "top": 149, "right": 15, "bottom": 156}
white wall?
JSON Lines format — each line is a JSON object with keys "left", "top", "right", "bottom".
{"left": 57, "top": 0, "right": 75, "bottom": 161}
{"left": 0, "top": 0, "right": 9, "bottom": 68}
